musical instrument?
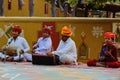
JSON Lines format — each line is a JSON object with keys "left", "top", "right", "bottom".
{"left": 3, "top": 46, "right": 22, "bottom": 56}
{"left": 4, "top": 46, "right": 17, "bottom": 56}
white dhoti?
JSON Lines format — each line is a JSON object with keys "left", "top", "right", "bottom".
{"left": 60, "top": 54, "right": 77, "bottom": 64}
{"left": 23, "top": 53, "right": 32, "bottom": 61}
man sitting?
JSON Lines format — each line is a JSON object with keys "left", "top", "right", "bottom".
{"left": 87, "top": 32, "right": 120, "bottom": 68}
{"left": 47, "top": 26, "right": 77, "bottom": 65}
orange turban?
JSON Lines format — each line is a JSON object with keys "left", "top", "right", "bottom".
{"left": 61, "top": 26, "right": 72, "bottom": 36}
{"left": 12, "top": 25, "right": 22, "bottom": 34}
{"left": 104, "top": 32, "right": 115, "bottom": 38}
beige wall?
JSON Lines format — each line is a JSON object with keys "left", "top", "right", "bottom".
{"left": 0, "top": 17, "right": 119, "bottom": 63}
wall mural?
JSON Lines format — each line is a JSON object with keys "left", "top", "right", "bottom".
{"left": 0, "top": 24, "right": 24, "bottom": 39}
{"left": 0, "top": 24, "right": 13, "bottom": 39}
{"left": 92, "top": 26, "right": 104, "bottom": 38}
{"left": 0, "top": 28, "right": 4, "bottom": 38}
{"left": 68, "top": 24, "right": 76, "bottom": 37}
{"left": 78, "top": 32, "right": 89, "bottom": 59}
{"left": 4, "top": 24, "right": 13, "bottom": 38}
{"left": 38, "top": 22, "right": 59, "bottom": 51}
{"left": 113, "top": 23, "right": 120, "bottom": 44}
{"left": 112, "top": 23, "right": 120, "bottom": 58}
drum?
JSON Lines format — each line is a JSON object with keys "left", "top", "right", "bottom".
{"left": 5, "top": 46, "right": 17, "bottom": 56}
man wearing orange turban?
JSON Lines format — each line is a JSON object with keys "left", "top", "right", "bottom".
{"left": 61, "top": 26, "right": 72, "bottom": 36}
{"left": 87, "top": 32, "right": 120, "bottom": 68}
{"left": 47, "top": 26, "right": 77, "bottom": 65}
{"left": 0, "top": 25, "right": 30, "bottom": 62}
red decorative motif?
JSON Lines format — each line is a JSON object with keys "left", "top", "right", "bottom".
{"left": 38, "top": 22, "right": 59, "bottom": 51}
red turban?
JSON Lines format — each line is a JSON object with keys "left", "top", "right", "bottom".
{"left": 104, "top": 32, "right": 115, "bottom": 38}
{"left": 61, "top": 26, "right": 72, "bottom": 36}
{"left": 12, "top": 25, "right": 22, "bottom": 34}
{"left": 110, "top": 33, "right": 115, "bottom": 38}
{"left": 42, "top": 28, "right": 51, "bottom": 34}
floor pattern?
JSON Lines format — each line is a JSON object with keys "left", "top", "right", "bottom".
{"left": 0, "top": 62, "right": 120, "bottom": 80}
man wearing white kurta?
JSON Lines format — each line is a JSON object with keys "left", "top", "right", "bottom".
{"left": 47, "top": 26, "right": 77, "bottom": 64}
{"left": 0, "top": 26, "right": 30, "bottom": 61}
{"left": 8, "top": 37, "right": 30, "bottom": 60}
{"left": 23, "top": 28, "right": 52, "bottom": 61}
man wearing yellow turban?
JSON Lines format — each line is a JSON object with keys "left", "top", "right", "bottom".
{"left": 47, "top": 26, "right": 77, "bottom": 65}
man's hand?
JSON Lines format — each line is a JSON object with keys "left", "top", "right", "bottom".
{"left": 20, "top": 49, "right": 24, "bottom": 54}
{"left": 33, "top": 46, "right": 37, "bottom": 49}
{"left": 105, "top": 50, "right": 111, "bottom": 55}
{"left": 32, "top": 49, "right": 35, "bottom": 53}
{"left": 47, "top": 52, "right": 53, "bottom": 57}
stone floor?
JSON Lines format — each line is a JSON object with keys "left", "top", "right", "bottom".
{"left": 0, "top": 62, "right": 120, "bottom": 80}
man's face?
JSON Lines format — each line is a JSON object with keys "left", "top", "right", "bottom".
{"left": 12, "top": 31, "right": 19, "bottom": 38}
{"left": 61, "top": 35, "right": 69, "bottom": 42}
{"left": 42, "top": 32, "right": 50, "bottom": 38}
{"left": 105, "top": 38, "right": 112, "bottom": 45}
{"left": 105, "top": 38, "right": 111, "bottom": 42}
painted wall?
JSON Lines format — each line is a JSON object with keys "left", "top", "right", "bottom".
{"left": 4, "top": 0, "right": 50, "bottom": 17}
{"left": 0, "top": 17, "right": 119, "bottom": 63}
{"left": 3, "top": 0, "right": 63, "bottom": 17}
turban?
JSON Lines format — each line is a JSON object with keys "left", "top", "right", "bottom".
{"left": 42, "top": 28, "right": 51, "bottom": 34}
{"left": 12, "top": 25, "right": 22, "bottom": 34}
{"left": 110, "top": 33, "right": 115, "bottom": 38}
{"left": 61, "top": 26, "right": 72, "bottom": 36}
{"left": 104, "top": 32, "right": 115, "bottom": 38}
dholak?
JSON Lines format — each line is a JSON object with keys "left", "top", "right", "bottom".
{"left": 5, "top": 46, "right": 17, "bottom": 56}
{"left": 32, "top": 54, "right": 59, "bottom": 65}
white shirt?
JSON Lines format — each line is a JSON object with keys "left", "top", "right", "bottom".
{"left": 7, "top": 36, "right": 30, "bottom": 53}
{"left": 33, "top": 37, "right": 52, "bottom": 55}
{"left": 53, "top": 38, "right": 77, "bottom": 60}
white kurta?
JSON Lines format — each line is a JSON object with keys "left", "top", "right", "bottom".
{"left": 53, "top": 38, "right": 77, "bottom": 64}
{"left": 8, "top": 36, "right": 30, "bottom": 53}
{"left": 33, "top": 37, "right": 52, "bottom": 54}
{"left": 0, "top": 36, "right": 30, "bottom": 61}
{"left": 24, "top": 37, "right": 52, "bottom": 61}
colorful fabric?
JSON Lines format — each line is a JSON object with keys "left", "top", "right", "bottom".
{"left": 87, "top": 60, "right": 120, "bottom": 68}
{"left": 104, "top": 32, "right": 115, "bottom": 38}
{"left": 104, "top": 45, "right": 118, "bottom": 62}
{"left": 110, "top": 33, "right": 115, "bottom": 38}
{"left": 100, "top": 47, "right": 106, "bottom": 57}
{"left": 105, "top": 61, "right": 120, "bottom": 68}
{"left": 87, "top": 59, "right": 98, "bottom": 66}
{"left": 42, "top": 28, "right": 51, "bottom": 34}
{"left": 12, "top": 25, "right": 22, "bottom": 34}
{"left": 61, "top": 26, "right": 72, "bottom": 36}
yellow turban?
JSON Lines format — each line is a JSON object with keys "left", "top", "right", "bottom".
{"left": 61, "top": 26, "right": 72, "bottom": 36}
